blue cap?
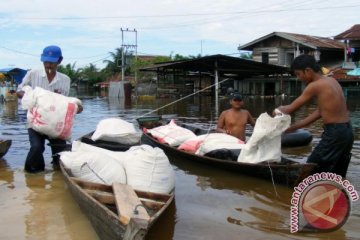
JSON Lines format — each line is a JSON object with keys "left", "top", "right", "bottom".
{"left": 40, "top": 45, "right": 62, "bottom": 63}
{"left": 230, "top": 93, "right": 243, "bottom": 101}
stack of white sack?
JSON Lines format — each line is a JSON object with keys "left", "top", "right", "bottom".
{"left": 123, "top": 145, "right": 175, "bottom": 194}
{"left": 148, "top": 119, "right": 196, "bottom": 146}
{"left": 91, "top": 118, "right": 142, "bottom": 145}
{"left": 195, "top": 133, "right": 245, "bottom": 156}
{"left": 237, "top": 111, "right": 291, "bottom": 164}
{"left": 21, "top": 86, "right": 82, "bottom": 140}
{"left": 60, "top": 141, "right": 175, "bottom": 194}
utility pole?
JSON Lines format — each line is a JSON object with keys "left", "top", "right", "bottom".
{"left": 120, "top": 28, "right": 138, "bottom": 83}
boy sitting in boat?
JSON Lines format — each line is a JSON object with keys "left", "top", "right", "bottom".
{"left": 216, "top": 93, "right": 255, "bottom": 142}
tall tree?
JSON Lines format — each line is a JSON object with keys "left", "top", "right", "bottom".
{"left": 57, "top": 63, "right": 80, "bottom": 82}
{"left": 102, "top": 48, "right": 133, "bottom": 79}
{"left": 79, "top": 63, "right": 104, "bottom": 85}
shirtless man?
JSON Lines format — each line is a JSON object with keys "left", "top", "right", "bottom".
{"left": 217, "top": 93, "right": 255, "bottom": 142}
{"left": 277, "top": 54, "right": 354, "bottom": 177}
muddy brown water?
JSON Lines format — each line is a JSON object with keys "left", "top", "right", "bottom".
{"left": 1, "top": 93, "right": 359, "bottom": 239}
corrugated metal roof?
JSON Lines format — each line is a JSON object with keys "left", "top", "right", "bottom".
{"left": 140, "top": 54, "right": 289, "bottom": 77}
{"left": 334, "top": 24, "right": 360, "bottom": 40}
{"left": 238, "top": 32, "right": 344, "bottom": 50}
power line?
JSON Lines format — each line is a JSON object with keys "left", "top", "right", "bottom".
{"left": 67, "top": 53, "right": 111, "bottom": 60}
{"left": 137, "top": 3, "right": 360, "bottom": 30}
{"left": 2, "top": 4, "right": 360, "bottom": 20}
{"left": 0, "top": 45, "right": 115, "bottom": 68}
{"left": 76, "top": 54, "right": 113, "bottom": 68}
{"left": 0, "top": 45, "right": 110, "bottom": 60}
{"left": 0, "top": 46, "right": 38, "bottom": 57}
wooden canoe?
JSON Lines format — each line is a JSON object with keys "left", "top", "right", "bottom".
{"left": 60, "top": 162, "right": 174, "bottom": 240}
{"left": 137, "top": 117, "right": 316, "bottom": 187}
{"left": 0, "top": 139, "right": 11, "bottom": 158}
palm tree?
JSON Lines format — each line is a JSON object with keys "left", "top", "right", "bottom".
{"left": 57, "top": 63, "right": 80, "bottom": 82}
{"left": 103, "top": 48, "right": 123, "bottom": 78}
{"left": 79, "top": 63, "right": 100, "bottom": 84}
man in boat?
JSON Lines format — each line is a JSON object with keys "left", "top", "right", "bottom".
{"left": 17, "top": 45, "right": 83, "bottom": 173}
{"left": 216, "top": 92, "right": 256, "bottom": 142}
{"left": 277, "top": 54, "right": 354, "bottom": 177}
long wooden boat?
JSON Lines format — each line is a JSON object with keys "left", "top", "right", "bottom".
{"left": 0, "top": 139, "right": 11, "bottom": 158}
{"left": 137, "top": 117, "right": 317, "bottom": 187}
{"left": 137, "top": 116, "right": 313, "bottom": 148}
{"left": 60, "top": 162, "right": 174, "bottom": 240}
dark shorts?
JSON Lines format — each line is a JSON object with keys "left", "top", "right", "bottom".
{"left": 307, "top": 122, "right": 354, "bottom": 177}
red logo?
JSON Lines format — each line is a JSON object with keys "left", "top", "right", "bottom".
{"left": 29, "top": 107, "right": 45, "bottom": 125}
{"left": 301, "top": 182, "right": 350, "bottom": 231}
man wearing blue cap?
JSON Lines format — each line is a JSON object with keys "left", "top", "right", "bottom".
{"left": 216, "top": 93, "right": 256, "bottom": 142}
{"left": 17, "top": 46, "right": 72, "bottom": 96}
{"left": 17, "top": 45, "right": 83, "bottom": 173}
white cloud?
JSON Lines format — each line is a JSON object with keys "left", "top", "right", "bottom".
{"left": 1, "top": 0, "right": 359, "bottom": 69}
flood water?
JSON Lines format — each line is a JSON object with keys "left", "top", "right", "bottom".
{"left": 0, "top": 91, "right": 359, "bottom": 240}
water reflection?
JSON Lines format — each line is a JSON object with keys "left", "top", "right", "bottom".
{"left": 23, "top": 171, "right": 97, "bottom": 240}
{"left": 282, "top": 145, "right": 313, "bottom": 163}
{"left": 0, "top": 159, "right": 14, "bottom": 188}
{"left": 24, "top": 172, "right": 54, "bottom": 238}
{"left": 170, "top": 155, "right": 351, "bottom": 240}
{"left": 146, "top": 200, "right": 177, "bottom": 240}
{"left": 2, "top": 101, "right": 18, "bottom": 120}
{"left": 108, "top": 96, "right": 132, "bottom": 110}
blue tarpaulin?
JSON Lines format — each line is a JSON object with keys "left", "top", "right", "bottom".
{"left": 347, "top": 68, "right": 360, "bottom": 76}
{"left": 0, "top": 67, "right": 28, "bottom": 84}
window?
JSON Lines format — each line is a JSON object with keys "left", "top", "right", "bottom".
{"left": 262, "top": 52, "right": 269, "bottom": 64}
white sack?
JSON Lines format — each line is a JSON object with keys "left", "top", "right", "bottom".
{"left": 91, "top": 118, "right": 142, "bottom": 145}
{"left": 237, "top": 112, "right": 291, "bottom": 163}
{"left": 195, "top": 133, "right": 245, "bottom": 156}
{"left": 123, "top": 145, "right": 175, "bottom": 194}
{"left": 148, "top": 119, "right": 196, "bottom": 146}
{"left": 21, "top": 86, "right": 81, "bottom": 140}
{"left": 60, "top": 150, "right": 127, "bottom": 185}
{"left": 71, "top": 140, "right": 129, "bottom": 165}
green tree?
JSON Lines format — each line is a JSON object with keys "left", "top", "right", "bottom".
{"left": 131, "top": 55, "right": 172, "bottom": 84}
{"left": 57, "top": 63, "right": 80, "bottom": 82}
{"left": 79, "top": 63, "right": 104, "bottom": 85}
{"left": 56, "top": 48, "right": 206, "bottom": 88}
{"left": 102, "top": 48, "right": 133, "bottom": 79}
{"left": 239, "top": 52, "right": 252, "bottom": 59}
{"left": 103, "top": 48, "right": 122, "bottom": 75}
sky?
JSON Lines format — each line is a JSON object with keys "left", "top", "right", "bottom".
{"left": 0, "top": 0, "right": 359, "bottom": 70}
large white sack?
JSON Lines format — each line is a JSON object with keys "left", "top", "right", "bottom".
{"left": 237, "top": 112, "right": 291, "bottom": 163}
{"left": 60, "top": 150, "right": 127, "bottom": 185}
{"left": 123, "top": 145, "right": 175, "bottom": 194}
{"left": 148, "top": 119, "right": 196, "bottom": 146}
{"left": 195, "top": 133, "right": 245, "bottom": 156}
{"left": 91, "top": 118, "right": 142, "bottom": 145}
{"left": 21, "top": 86, "right": 81, "bottom": 140}
{"left": 71, "top": 140, "right": 129, "bottom": 165}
